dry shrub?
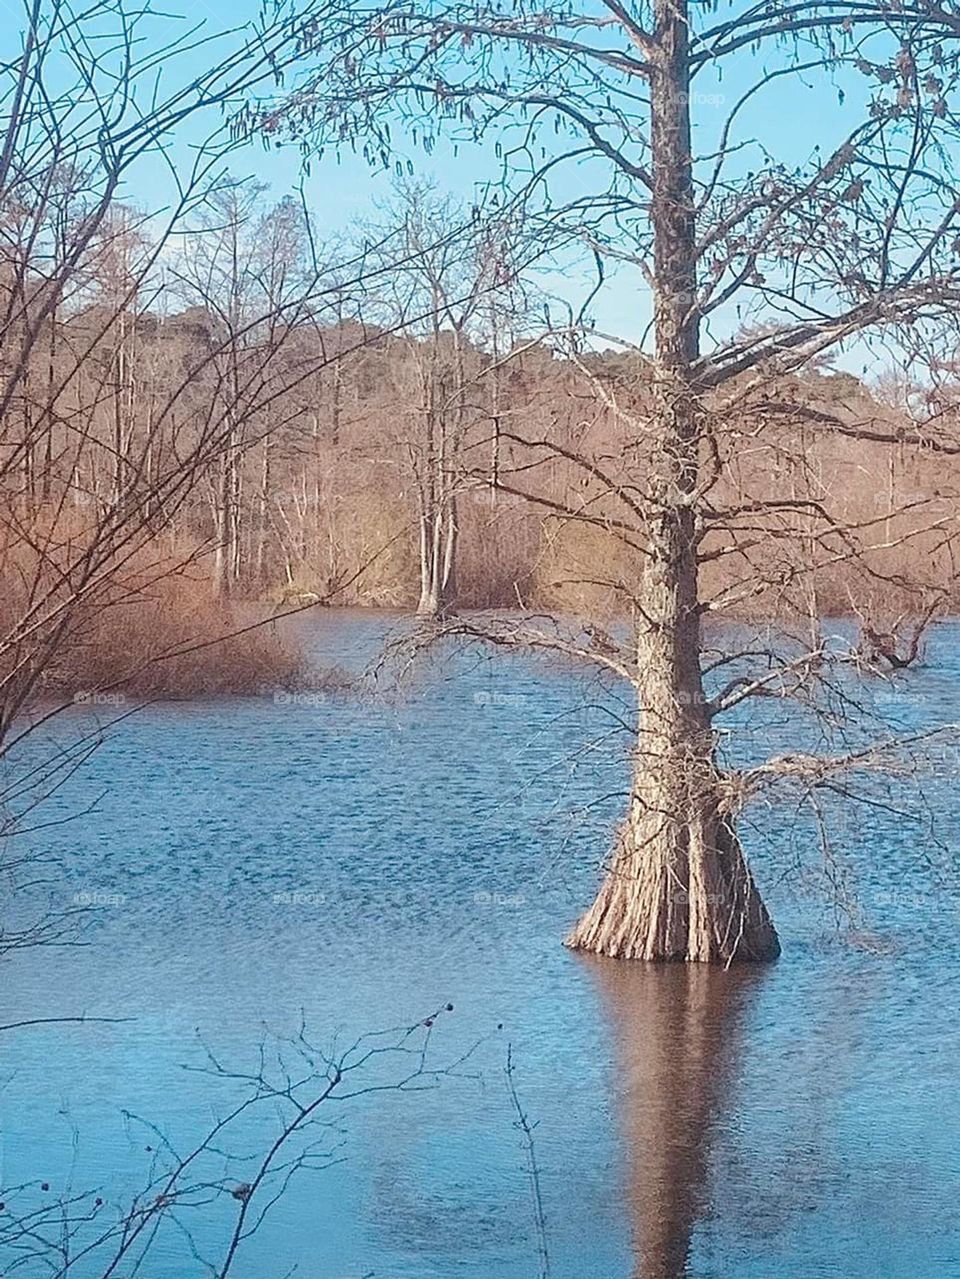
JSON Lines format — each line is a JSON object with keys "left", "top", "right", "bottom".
{"left": 303, "top": 486, "right": 418, "bottom": 608}
{"left": 339, "top": 490, "right": 419, "bottom": 607}
{"left": 26, "top": 572, "right": 313, "bottom": 699}
{"left": 455, "top": 495, "right": 539, "bottom": 607}
{"left": 531, "top": 517, "right": 634, "bottom": 620}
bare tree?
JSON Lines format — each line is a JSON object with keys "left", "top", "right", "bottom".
{"left": 0, "top": 1009, "right": 467, "bottom": 1276}
{"left": 272, "top": 0, "right": 960, "bottom": 960}
{"left": 172, "top": 179, "right": 291, "bottom": 597}
{"left": 362, "top": 183, "right": 533, "bottom": 617}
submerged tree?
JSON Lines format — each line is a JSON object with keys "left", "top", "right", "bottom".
{"left": 268, "top": 0, "right": 960, "bottom": 960}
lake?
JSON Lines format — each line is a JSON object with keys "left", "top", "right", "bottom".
{"left": 2, "top": 612, "right": 960, "bottom": 1277}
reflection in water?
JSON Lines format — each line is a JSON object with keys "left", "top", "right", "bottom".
{"left": 6, "top": 611, "right": 960, "bottom": 1275}
{"left": 590, "top": 961, "right": 764, "bottom": 1279}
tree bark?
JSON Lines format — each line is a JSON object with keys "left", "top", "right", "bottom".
{"left": 213, "top": 432, "right": 240, "bottom": 599}
{"left": 567, "top": 0, "right": 779, "bottom": 963}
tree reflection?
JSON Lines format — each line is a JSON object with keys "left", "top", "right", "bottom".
{"left": 589, "top": 961, "right": 763, "bottom": 1279}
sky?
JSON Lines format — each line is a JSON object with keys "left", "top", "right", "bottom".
{"left": 1, "top": 0, "right": 925, "bottom": 375}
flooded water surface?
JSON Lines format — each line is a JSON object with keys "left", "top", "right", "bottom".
{"left": 3, "top": 614, "right": 960, "bottom": 1277}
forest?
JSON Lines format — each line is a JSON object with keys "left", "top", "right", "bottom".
{"left": 4, "top": 178, "right": 959, "bottom": 646}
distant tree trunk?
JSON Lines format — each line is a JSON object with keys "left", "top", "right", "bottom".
{"left": 415, "top": 319, "right": 459, "bottom": 619}
{"left": 331, "top": 348, "right": 342, "bottom": 448}
{"left": 487, "top": 303, "right": 501, "bottom": 503}
{"left": 417, "top": 499, "right": 457, "bottom": 617}
{"left": 213, "top": 431, "right": 240, "bottom": 599}
{"left": 212, "top": 462, "right": 228, "bottom": 597}
{"left": 229, "top": 443, "right": 243, "bottom": 587}
{"left": 20, "top": 361, "right": 34, "bottom": 510}
{"left": 12, "top": 251, "right": 35, "bottom": 511}
{"left": 417, "top": 508, "right": 437, "bottom": 616}
{"left": 42, "top": 302, "right": 57, "bottom": 503}
{"left": 111, "top": 310, "right": 128, "bottom": 506}
{"left": 255, "top": 437, "right": 271, "bottom": 589}
{"left": 567, "top": 0, "right": 778, "bottom": 963}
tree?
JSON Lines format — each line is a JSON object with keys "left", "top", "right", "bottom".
{"left": 173, "top": 180, "right": 280, "bottom": 597}
{"left": 273, "top": 0, "right": 960, "bottom": 960}
{"left": 0, "top": 1010, "right": 463, "bottom": 1276}
{"left": 362, "top": 183, "right": 530, "bottom": 617}
{"left": 0, "top": 0, "right": 382, "bottom": 953}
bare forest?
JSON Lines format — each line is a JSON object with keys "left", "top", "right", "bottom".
{"left": 6, "top": 180, "right": 960, "bottom": 632}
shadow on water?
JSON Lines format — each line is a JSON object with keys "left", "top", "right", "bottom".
{"left": 586, "top": 958, "right": 765, "bottom": 1279}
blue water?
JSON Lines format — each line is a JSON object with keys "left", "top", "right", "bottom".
{"left": 2, "top": 613, "right": 960, "bottom": 1277}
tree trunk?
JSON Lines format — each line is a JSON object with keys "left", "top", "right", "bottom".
{"left": 229, "top": 445, "right": 243, "bottom": 587}
{"left": 255, "top": 438, "right": 271, "bottom": 589}
{"left": 415, "top": 323, "right": 458, "bottom": 619}
{"left": 567, "top": 0, "right": 778, "bottom": 963}
{"left": 416, "top": 504, "right": 455, "bottom": 618}
{"left": 213, "top": 440, "right": 233, "bottom": 599}
{"left": 111, "top": 311, "right": 127, "bottom": 506}
{"left": 42, "top": 301, "right": 57, "bottom": 503}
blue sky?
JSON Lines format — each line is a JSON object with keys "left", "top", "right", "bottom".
{"left": 2, "top": 0, "right": 908, "bottom": 371}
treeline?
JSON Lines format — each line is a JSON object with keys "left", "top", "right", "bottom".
{"left": 2, "top": 179, "right": 957, "bottom": 654}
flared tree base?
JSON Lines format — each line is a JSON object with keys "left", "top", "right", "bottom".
{"left": 566, "top": 801, "right": 779, "bottom": 963}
